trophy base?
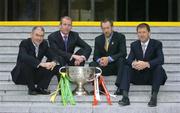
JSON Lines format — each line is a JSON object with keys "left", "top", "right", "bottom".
{"left": 73, "top": 87, "right": 89, "bottom": 96}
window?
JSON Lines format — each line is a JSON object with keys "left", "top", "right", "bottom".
{"left": 0, "top": 0, "right": 5, "bottom": 20}
{"left": 0, "top": 0, "right": 179, "bottom": 21}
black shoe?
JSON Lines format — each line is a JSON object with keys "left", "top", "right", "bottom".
{"left": 118, "top": 97, "right": 130, "bottom": 106}
{"left": 148, "top": 97, "right": 157, "bottom": 107}
{"left": 114, "top": 88, "right": 122, "bottom": 95}
{"left": 36, "top": 88, "right": 51, "bottom": 95}
{"left": 28, "top": 89, "right": 37, "bottom": 95}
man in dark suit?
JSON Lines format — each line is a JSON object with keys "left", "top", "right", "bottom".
{"left": 11, "top": 26, "right": 57, "bottom": 95}
{"left": 89, "top": 19, "right": 127, "bottom": 94}
{"left": 118, "top": 23, "right": 167, "bottom": 107}
{"left": 48, "top": 16, "right": 92, "bottom": 77}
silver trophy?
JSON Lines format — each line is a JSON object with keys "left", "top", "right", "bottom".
{"left": 59, "top": 66, "right": 102, "bottom": 96}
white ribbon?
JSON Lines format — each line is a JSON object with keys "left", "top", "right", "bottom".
{"left": 94, "top": 74, "right": 101, "bottom": 101}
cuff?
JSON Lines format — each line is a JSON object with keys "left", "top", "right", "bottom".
{"left": 108, "top": 56, "right": 114, "bottom": 63}
{"left": 81, "top": 55, "right": 86, "bottom": 61}
{"left": 96, "top": 58, "right": 100, "bottom": 63}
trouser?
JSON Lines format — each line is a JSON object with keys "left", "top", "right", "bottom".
{"left": 120, "top": 65, "right": 167, "bottom": 93}
{"left": 89, "top": 58, "right": 125, "bottom": 87}
{"left": 21, "top": 63, "right": 53, "bottom": 90}
{"left": 53, "top": 49, "right": 86, "bottom": 82}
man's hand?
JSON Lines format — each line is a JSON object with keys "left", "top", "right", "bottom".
{"left": 74, "top": 60, "right": 81, "bottom": 66}
{"left": 99, "top": 57, "right": 109, "bottom": 67}
{"left": 39, "top": 62, "right": 56, "bottom": 70}
{"left": 132, "top": 60, "right": 150, "bottom": 71}
{"left": 50, "top": 61, "right": 56, "bottom": 70}
{"left": 72, "top": 55, "right": 86, "bottom": 66}
{"left": 132, "top": 60, "right": 138, "bottom": 69}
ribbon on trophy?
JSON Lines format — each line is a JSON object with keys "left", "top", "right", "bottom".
{"left": 50, "top": 68, "right": 75, "bottom": 106}
{"left": 93, "top": 73, "right": 113, "bottom": 106}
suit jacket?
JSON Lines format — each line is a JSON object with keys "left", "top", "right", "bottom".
{"left": 11, "top": 38, "right": 56, "bottom": 84}
{"left": 128, "top": 39, "right": 164, "bottom": 68}
{"left": 127, "top": 39, "right": 167, "bottom": 84}
{"left": 48, "top": 31, "right": 92, "bottom": 63}
{"left": 93, "top": 31, "right": 127, "bottom": 62}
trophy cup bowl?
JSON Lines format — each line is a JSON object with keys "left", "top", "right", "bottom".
{"left": 59, "top": 66, "right": 102, "bottom": 96}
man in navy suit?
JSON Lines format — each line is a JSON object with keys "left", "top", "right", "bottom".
{"left": 118, "top": 23, "right": 167, "bottom": 107}
{"left": 89, "top": 19, "right": 127, "bottom": 93}
{"left": 48, "top": 16, "right": 92, "bottom": 79}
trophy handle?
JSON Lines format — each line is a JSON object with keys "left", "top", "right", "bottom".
{"left": 59, "top": 66, "right": 66, "bottom": 74}
{"left": 86, "top": 67, "right": 102, "bottom": 82}
{"left": 95, "top": 67, "right": 102, "bottom": 77}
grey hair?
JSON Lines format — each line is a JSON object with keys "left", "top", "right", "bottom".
{"left": 32, "top": 26, "right": 45, "bottom": 33}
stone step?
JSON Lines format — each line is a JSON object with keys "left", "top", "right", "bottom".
{"left": 0, "top": 54, "right": 180, "bottom": 64}
{"left": 1, "top": 39, "right": 180, "bottom": 48}
{"left": 1, "top": 83, "right": 180, "bottom": 92}
{"left": 1, "top": 92, "right": 180, "bottom": 103}
{"left": 0, "top": 72, "right": 180, "bottom": 82}
{"left": 0, "top": 89, "right": 178, "bottom": 96}
{"left": 0, "top": 63, "right": 179, "bottom": 72}
{"left": 1, "top": 102, "right": 180, "bottom": 113}
{"left": 1, "top": 26, "right": 180, "bottom": 33}
{"left": 0, "top": 46, "right": 179, "bottom": 56}
{"left": 0, "top": 78, "right": 180, "bottom": 86}
{"left": 0, "top": 32, "right": 180, "bottom": 41}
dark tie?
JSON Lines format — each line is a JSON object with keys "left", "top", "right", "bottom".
{"left": 64, "top": 36, "right": 68, "bottom": 52}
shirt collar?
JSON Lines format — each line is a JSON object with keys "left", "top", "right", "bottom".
{"left": 31, "top": 40, "right": 39, "bottom": 48}
{"left": 141, "top": 38, "right": 150, "bottom": 46}
{"left": 105, "top": 32, "right": 113, "bottom": 41}
{"left": 60, "top": 31, "right": 69, "bottom": 38}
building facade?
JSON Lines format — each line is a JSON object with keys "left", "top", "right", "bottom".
{"left": 0, "top": 0, "right": 180, "bottom": 21}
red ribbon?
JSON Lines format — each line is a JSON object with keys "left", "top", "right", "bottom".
{"left": 93, "top": 75, "right": 112, "bottom": 106}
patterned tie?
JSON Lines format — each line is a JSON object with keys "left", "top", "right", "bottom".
{"left": 64, "top": 36, "right": 68, "bottom": 52}
{"left": 105, "top": 37, "right": 110, "bottom": 51}
{"left": 34, "top": 44, "right": 39, "bottom": 57}
{"left": 142, "top": 43, "right": 146, "bottom": 57}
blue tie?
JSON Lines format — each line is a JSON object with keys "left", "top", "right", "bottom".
{"left": 64, "top": 36, "right": 68, "bottom": 52}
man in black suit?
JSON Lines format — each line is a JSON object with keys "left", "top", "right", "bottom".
{"left": 48, "top": 16, "right": 92, "bottom": 77}
{"left": 89, "top": 19, "right": 127, "bottom": 93}
{"left": 11, "top": 26, "right": 57, "bottom": 95}
{"left": 118, "top": 23, "right": 167, "bottom": 107}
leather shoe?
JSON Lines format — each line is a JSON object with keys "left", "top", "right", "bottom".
{"left": 148, "top": 97, "right": 157, "bottom": 107}
{"left": 118, "top": 97, "right": 130, "bottom": 106}
{"left": 28, "top": 89, "right": 37, "bottom": 95}
{"left": 114, "top": 88, "right": 122, "bottom": 95}
{"left": 36, "top": 88, "right": 51, "bottom": 95}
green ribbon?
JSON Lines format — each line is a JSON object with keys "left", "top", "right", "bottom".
{"left": 60, "top": 72, "right": 76, "bottom": 106}
{"left": 50, "top": 72, "right": 75, "bottom": 106}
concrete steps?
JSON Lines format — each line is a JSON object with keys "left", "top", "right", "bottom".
{"left": 0, "top": 26, "right": 180, "bottom": 113}
{"left": 0, "top": 63, "right": 179, "bottom": 73}
{"left": 1, "top": 73, "right": 180, "bottom": 82}
{"left": 2, "top": 102, "right": 180, "bottom": 113}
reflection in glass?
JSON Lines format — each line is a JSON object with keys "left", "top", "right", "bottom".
{"left": 0, "top": 0, "right": 5, "bottom": 20}
{"left": 70, "top": 0, "right": 91, "bottom": 21}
